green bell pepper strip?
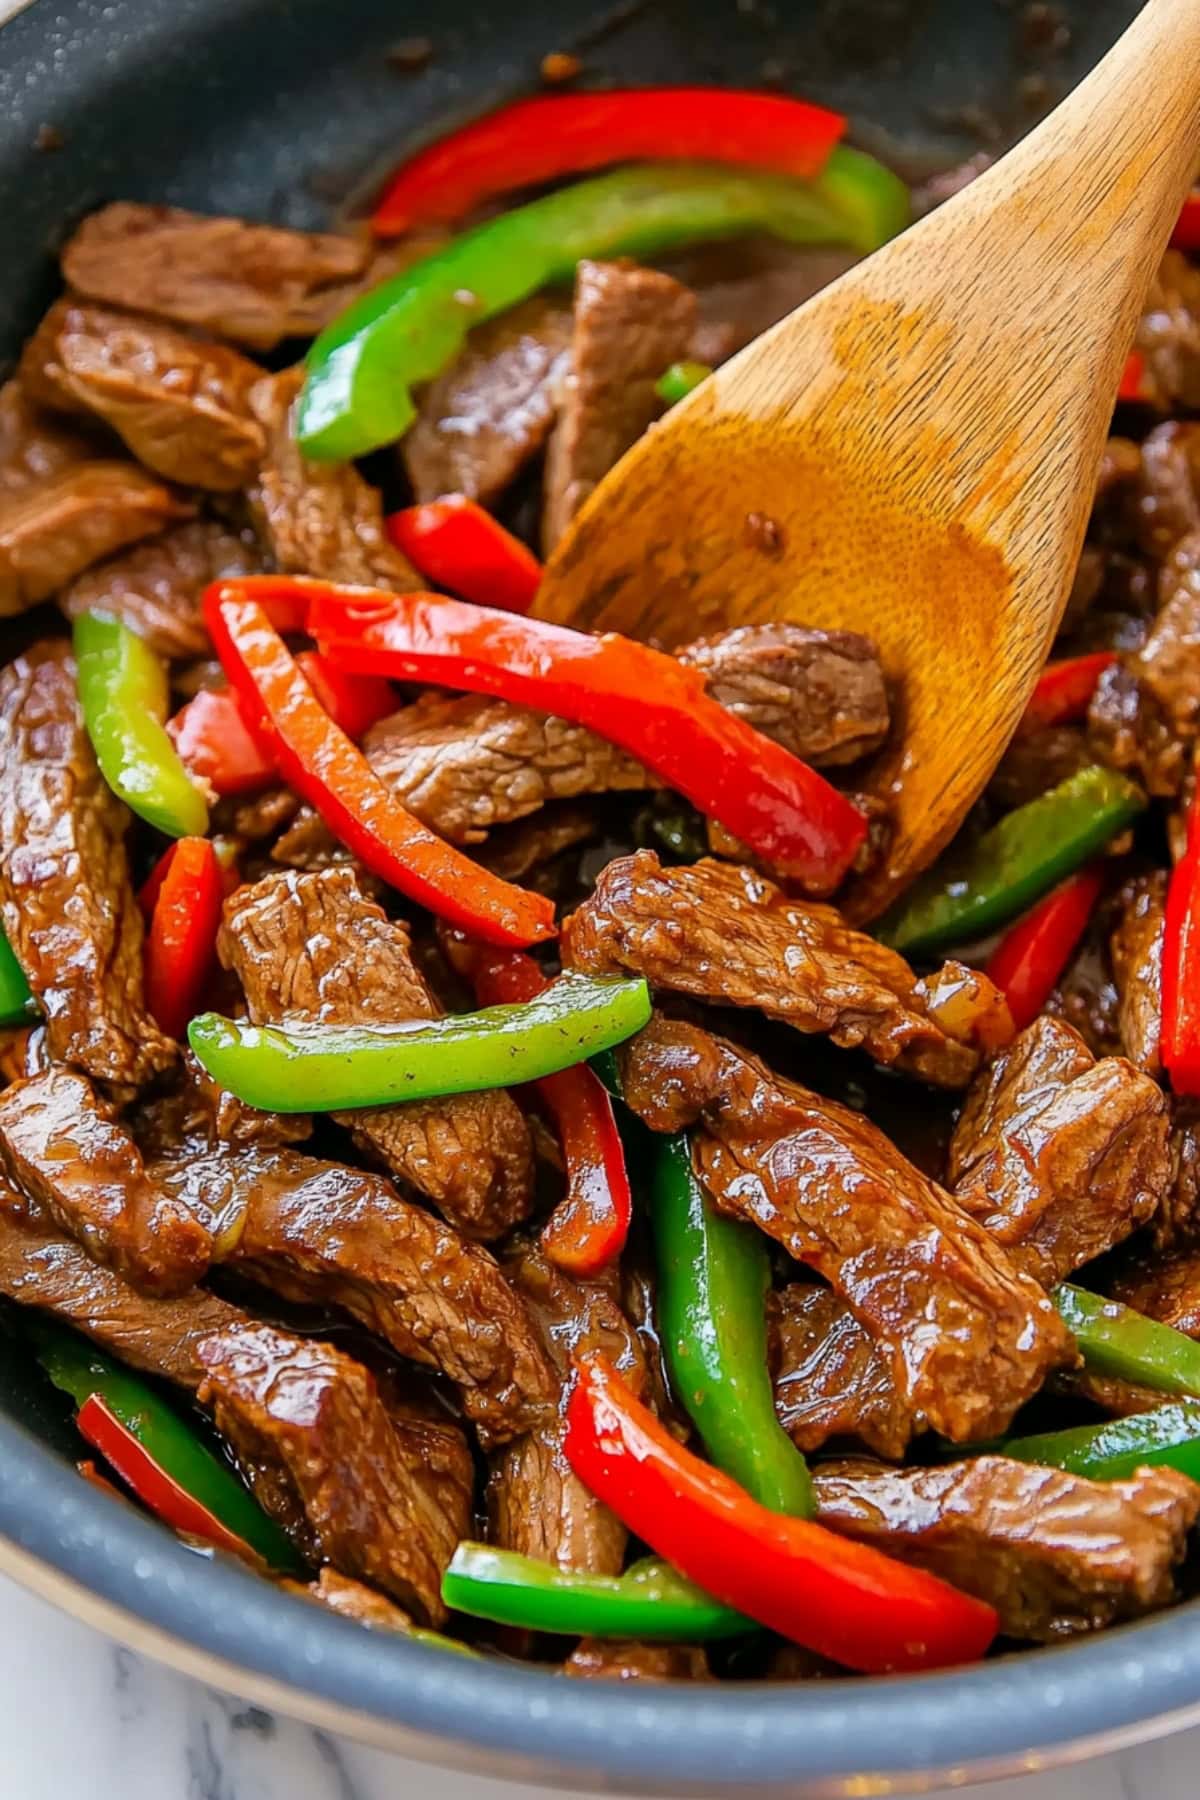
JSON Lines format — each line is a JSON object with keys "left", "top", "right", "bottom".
{"left": 74, "top": 613, "right": 209, "bottom": 839}
{"left": 298, "top": 150, "right": 910, "bottom": 461}
{"left": 189, "top": 973, "right": 651, "bottom": 1113}
{"left": 877, "top": 765, "right": 1145, "bottom": 958}
{"left": 33, "top": 1323, "right": 302, "bottom": 1572}
{"left": 656, "top": 360, "right": 713, "bottom": 406}
{"left": 442, "top": 1543, "right": 751, "bottom": 1640}
{"left": 1002, "top": 1401, "right": 1200, "bottom": 1483}
{"left": 0, "top": 929, "right": 34, "bottom": 1025}
{"left": 652, "top": 1133, "right": 815, "bottom": 1517}
{"left": 1053, "top": 1284, "right": 1200, "bottom": 1395}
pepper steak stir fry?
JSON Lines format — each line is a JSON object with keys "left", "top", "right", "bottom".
{"left": 3, "top": 87, "right": 1200, "bottom": 1681}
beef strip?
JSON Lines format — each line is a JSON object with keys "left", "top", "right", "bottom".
{"left": 1046, "top": 913, "right": 1123, "bottom": 1058}
{"left": 619, "top": 1015, "right": 1072, "bottom": 1444}
{"left": 947, "top": 1017, "right": 1168, "bottom": 1287}
{"left": 0, "top": 379, "right": 96, "bottom": 494}
{"left": 271, "top": 626, "right": 888, "bottom": 869}
{"left": 0, "top": 1193, "right": 248, "bottom": 1387}
{"left": 156, "top": 1145, "right": 555, "bottom": 1445}
{"left": 479, "top": 805, "right": 597, "bottom": 884}
{"left": 542, "top": 261, "right": 697, "bottom": 552}
{"left": 678, "top": 623, "right": 888, "bottom": 766}
{"left": 19, "top": 299, "right": 266, "bottom": 490}
{"left": 1132, "top": 422, "right": 1200, "bottom": 562}
{"left": 0, "top": 1067, "right": 211, "bottom": 1295}
{"left": 282, "top": 1568, "right": 415, "bottom": 1634}
{"left": 488, "top": 1240, "right": 645, "bottom": 1575}
{"left": 1053, "top": 1367, "right": 1172, "bottom": 1418}
{"left": 58, "top": 520, "right": 263, "bottom": 662}
{"left": 1113, "top": 1247, "right": 1200, "bottom": 1335}
{"left": 1110, "top": 870, "right": 1167, "bottom": 1076}
{"left": 814, "top": 1456, "right": 1200, "bottom": 1642}
{"left": 60, "top": 204, "right": 375, "bottom": 351}
{"left": 403, "top": 297, "right": 574, "bottom": 505}
{"left": 245, "top": 370, "right": 418, "bottom": 586}
{"left": 768, "top": 1283, "right": 912, "bottom": 1461}
{"left": 1089, "top": 531, "right": 1200, "bottom": 797}
{"left": 196, "top": 1322, "right": 468, "bottom": 1623}
{"left": 220, "top": 869, "right": 533, "bottom": 1240}
{"left": 662, "top": 238, "right": 859, "bottom": 366}
{"left": 0, "top": 464, "right": 190, "bottom": 616}
{"left": 0, "top": 643, "right": 176, "bottom": 1089}
{"left": 563, "top": 1642, "right": 711, "bottom": 1682}
{"left": 1137, "top": 251, "right": 1200, "bottom": 410}
{"left": 1157, "top": 1098, "right": 1200, "bottom": 1250}
{"left": 133, "top": 1050, "right": 311, "bottom": 1163}
{"left": 988, "top": 725, "right": 1094, "bottom": 811}
{"left": 565, "top": 853, "right": 1008, "bottom": 1089}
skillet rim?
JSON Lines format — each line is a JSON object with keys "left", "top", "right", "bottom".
{"left": 0, "top": 0, "right": 1193, "bottom": 1787}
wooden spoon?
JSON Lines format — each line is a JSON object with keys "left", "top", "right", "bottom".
{"left": 532, "top": 0, "right": 1200, "bottom": 921}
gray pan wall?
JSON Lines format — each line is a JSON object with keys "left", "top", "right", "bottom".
{"left": 0, "top": 2, "right": 1187, "bottom": 1794}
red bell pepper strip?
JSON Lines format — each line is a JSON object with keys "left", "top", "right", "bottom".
{"left": 452, "top": 937, "right": 632, "bottom": 1274}
{"left": 371, "top": 88, "right": 846, "bottom": 236}
{"left": 77, "top": 1394, "right": 261, "bottom": 1564}
{"left": 986, "top": 865, "right": 1104, "bottom": 1032}
{"left": 1118, "top": 351, "right": 1150, "bottom": 403}
{"left": 141, "top": 837, "right": 225, "bottom": 1041}
{"left": 1172, "top": 190, "right": 1200, "bottom": 252}
{"left": 248, "top": 577, "right": 868, "bottom": 893}
{"left": 564, "top": 1352, "right": 998, "bottom": 1674}
{"left": 168, "top": 654, "right": 395, "bottom": 798}
{"left": 387, "top": 497, "right": 542, "bottom": 615}
{"left": 1164, "top": 784, "right": 1200, "bottom": 1095}
{"left": 203, "top": 586, "right": 556, "bottom": 947}
{"left": 1015, "top": 651, "right": 1117, "bottom": 737}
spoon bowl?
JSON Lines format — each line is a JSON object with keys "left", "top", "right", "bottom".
{"left": 534, "top": 0, "right": 1200, "bottom": 920}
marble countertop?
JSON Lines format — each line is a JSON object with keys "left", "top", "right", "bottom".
{"left": 0, "top": 1570, "right": 1196, "bottom": 1800}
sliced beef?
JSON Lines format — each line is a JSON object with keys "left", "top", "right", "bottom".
{"left": 947, "top": 1017, "right": 1168, "bottom": 1287}
{"left": 271, "top": 627, "right": 889, "bottom": 869}
{"left": 1137, "top": 251, "right": 1200, "bottom": 411}
{"left": 0, "top": 643, "right": 176, "bottom": 1089}
{"left": 196, "top": 1322, "right": 468, "bottom": 1623}
{"left": 0, "top": 1067, "right": 210, "bottom": 1294}
{"left": 1090, "top": 532, "right": 1200, "bottom": 797}
{"left": 0, "top": 380, "right": 95, "bottom": 494}
{"left": 246, "top": 370, "right": 418, "bottom": 586}
{"left": 564, "top": 1642, "right": 711, "bottom": 1682}
{"left": 60, "top": 204, "right": 376, "bottom": 351}
{"left": 542, "top": 260, "right": 696, "bottom": 552}
{"left": 988, "top": 725, "right": 1094, "bottom": 811}
{"left": 678, "top": 623, "right": 888, "bottom": 767}
{"left": 1046, "top": 912, "right": 1123, "bottom": 1059}
{"left": 1113, "top": 1248, "right": 1200, "bottom": 1336}
{"left": 1110, "top": 870, "right": 1167, "bottom": 1076}
{"left": 1054, "top": 1367, "right": 1172, "bottom": 1418}
{"left": 619, "top": 1015, "right": 1072, "bottom": 1445}
{"left": 133, "top": 1050, "right": 312, "bottom": 1163}
{"left": 271, "top": 692, "right": 652, "bottom": 869}
{"left": 1133, "top": 421, "right": 1200, "bottom": 562}
{"left": 480, "top": 805, "right": 597, "bottom": 884}
{"left": 403, "top": 297, "right": 573, "bottom": 505}
{"left": 663, "top": 238, "right": 859, "bottom": 365}
{"left": 219, "top": 869, "right": 533, "bottom": 1240}
{"left": 283, "top": 1569, "right": 415, "bottom": 1634}
{"left": 0, "top": 463, "right": 190, "bottom": 616}
{"left": 565, "top": 853, "right": 1009, "bottom": 1089}
{"left": 156, "top": 1145, "right": 555, "bottom": 1445}
{"left": 19, "top": 300, "right": 266, "bottom": 490}
{"left": 0, "top": 1195, "right": 248, "bottom": 1387}
{"left": 488, "top": 1240, "right": 644, "bottom": 1575}
{"left": 58, "top": 520, "right": 263, "bottom": 662}
{"left": 1158, "top": 1098, "right": 1200, "bottom": 1250}
{"left": 814, "top": 1456, "right": 1200, "bottom": 1642}
{"left": 768, "top": 1283, "right": 911, "bottom": 1461}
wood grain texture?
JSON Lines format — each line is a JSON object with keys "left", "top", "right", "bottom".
{"left": 534, "top": 0, "right": 1200, "bottom": 919}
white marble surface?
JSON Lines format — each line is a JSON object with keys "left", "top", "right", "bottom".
{"left": 0, "top": 1570, "right": 1197, "bottom": 1800}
